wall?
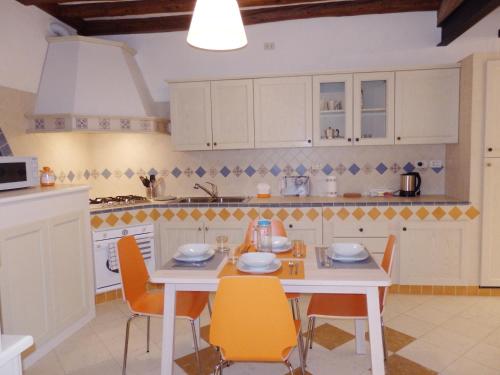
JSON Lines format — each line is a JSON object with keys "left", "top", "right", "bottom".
{"left": 107, "top": 9, "right": 500, "bottom": 102}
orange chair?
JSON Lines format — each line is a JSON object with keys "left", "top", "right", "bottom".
{"left": 304, "top": 235, "right": 396, "bottom": 362}
{"left": 209, "top": 276, "right": 305, "bottom": 374}
{"left": 244, "top": 219, "right": 302, "bottom": 320}
{"left": 117, "top": 236, "right": 209, "bottom": 375}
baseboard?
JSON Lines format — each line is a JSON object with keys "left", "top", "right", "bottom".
{"left": 389, "top": 284, "right": 500, "bottom": 296}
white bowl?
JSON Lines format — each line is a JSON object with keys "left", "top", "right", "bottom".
{"left": 330, "top": 243, "right": 365, "bottom": 257}
{"left": 178, "top": 243, "right": 212, "bottom": 257}
{"left": 240, "top": 252, "right": 276, "bottom": 268}
{"left": 272, "top": 236, "right": 289, "bottom": 248}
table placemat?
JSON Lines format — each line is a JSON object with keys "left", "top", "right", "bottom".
{"left": 234, "top": 243, "right": 306, "bottom": 259}
{"left": 218, "top": 260, "right": 304, "bottom": 279}
{"left": 162, "top": 252, "right": 225, "bottom": 271}
{"left": 315, "top": 247, "right": 379, "bottom": 269}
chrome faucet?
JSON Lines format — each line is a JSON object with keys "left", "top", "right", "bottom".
{"left": 194, "top": 182, "right": 218, "bottom": 199}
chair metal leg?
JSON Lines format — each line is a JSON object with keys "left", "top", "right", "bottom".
{"left": 304, "top": 317, "right": 314, "bottom": 364}
{"left": 208, "top": 299, "right": 212, "bottom": 317}
{"left": 190, "top": 319, "right": 201, "bottom": 373}
{"left": 284, "top": 359, "right": 294, "bottom": 375}
{"left": 214, "top": 358, "right": 226, "bottom": 375}
{"left": 297, "top": 327, "right": 306, "bottom": 374}
{"left": 122, "top": 314, "right": 139, "bottom": 375}
{"left": 381, "top": 317, "right": 388, "bottom": 361}
{"left": 146, "top": 316, "right": 151, "bottom": 353}
{"left": 290, "top": 299, "right": 296, "bottom": 320}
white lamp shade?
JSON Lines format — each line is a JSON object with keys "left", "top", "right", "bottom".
{"left": 187, "top": 0, "right": 248, "bottom": 51}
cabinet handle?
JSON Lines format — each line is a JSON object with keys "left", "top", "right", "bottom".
{"left": 213, "top": 142, "right": 217, "bottom": 146}
{"left": 198, "top": 227, "right": 202, "bottom": 231}
{"left": 347, "top": 138, "right": 352, "bottom": 142}
{"left": 358, "top": 228, "right": 364, "bottom": 232}
{"left": 205, "top": 227, "right": 209, "bottom": 231}
{"left": 307, "top": 139, "right": 312, "bottom": 144}
{"left": 289, "top": 224, "right": 293, "bottom": 229}
{"left": 488, "top": 147, "right": 493, "bottom": 152}
{"left": 487, "top": 162, "right": 492, "bottom": 167}
{"left": 402, "top": 227, "right": 407, "bottom": 231}
{"left": 397, "top": 137, "right": 401, "bottom": 141}
{"left": 206, "top": 142, "right": 211, "bottom": 147}
{"left": 355, "top": 138, "right": 360, "bottom": 142}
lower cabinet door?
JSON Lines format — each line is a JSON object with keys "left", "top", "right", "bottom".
{"left": 0, "top": 221, "right": 52, "bottom": 345}
{"left": 284, "top": 220, "right": 323, "bottom": 245}
{"left": 399, "top": 222, "right": 466, "bottom": 284}
{"left": 203, "top": 220, "right": 249, "bottom": 246}
{"left": 47, "top": 212, "right": 90, "bottom": 332}
{"left": 158, "top": 221, "right": 204, "bottom": 266}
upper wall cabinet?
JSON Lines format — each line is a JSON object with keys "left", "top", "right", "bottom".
{"left": 211, "top": 80, "right": 254, "bottom": 150}
{"left": 484, "top": 61, "right": 500, "bottom": 156}
{"left": 170, "top": 81, "right": 212, "bottom": 151}
{"left": 254, "top": 76, "right": 313, "bottom": 148}
{"left": 170, "top": 80, "right": 254, "bottom": 151}
{"left": 395, "top": 68, "right": 459, "bottom": 144}
{"left": 353, "top": 72, "right": 395, "bottom": 146}
{"left": 313, "top": 74, "right": 353, "bottom": 147}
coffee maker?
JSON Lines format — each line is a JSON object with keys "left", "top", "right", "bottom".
{"left": 399, "top": 172, "right": 421, "bottom": 197}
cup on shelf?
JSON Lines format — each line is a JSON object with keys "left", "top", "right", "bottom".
{"left": 327, "top": 100, "right": 335, "bottom": 110}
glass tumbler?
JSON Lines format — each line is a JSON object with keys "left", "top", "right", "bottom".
{"left": 216, "top": 235, "right": 229, "bottom": 253}
{"left": 292, "top": 240, "right": 305, "bottom": 257}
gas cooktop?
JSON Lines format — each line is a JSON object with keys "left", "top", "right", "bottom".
{"left": 89, "top": 195, "right": 149, "bottom": 207}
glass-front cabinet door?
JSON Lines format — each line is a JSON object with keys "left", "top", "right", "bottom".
{"left": 313, "top": 74, "right": 353, "bottom": 146}
{"left": 353, "top": 72, "right": 394, "bottom": 145}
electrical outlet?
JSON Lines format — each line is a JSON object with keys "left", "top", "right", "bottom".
{"left": 415, "top": 160, "right": 428, "bottom": 170}
{"left": 263, "top": 42, "right": 275, "bottom": 50}
{"left": 430, "top": 160, "right": 443, "bottom": 168}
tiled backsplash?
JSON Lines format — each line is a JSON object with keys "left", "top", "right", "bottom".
{"left": 0, "top": 85, "right": 445, "bottom": 198}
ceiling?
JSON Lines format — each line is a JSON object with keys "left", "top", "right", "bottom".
{"left": 16, "top": 0, "right": 500, "bottom": 45}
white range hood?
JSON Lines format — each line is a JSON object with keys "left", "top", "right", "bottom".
{"left": 28, "top": 36, "right": 167, "bottom": 133}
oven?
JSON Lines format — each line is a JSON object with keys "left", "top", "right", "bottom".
{"left": 0, "top": 156, "right": 39, "bottom": 191}
{"left": 92, "top": 224, "right": 156, "bottom": 293}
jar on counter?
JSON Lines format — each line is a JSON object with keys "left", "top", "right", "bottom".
{"left": 40, "top": 166, "right": 56, "bottom": 186}
{"left": 254, "top": 219, "right": 273, "bottom": 252}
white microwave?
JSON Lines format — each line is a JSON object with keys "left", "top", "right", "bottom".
{"left": 0, "top": 156, "right": 39, "bottom": 191}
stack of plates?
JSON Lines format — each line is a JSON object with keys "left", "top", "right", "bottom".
{"left": 173, "top": 243, "right": 215, "bottom": 262}
{"left": 237, "top": 252, "right": 282, "bottom": 274}
{"left": 327, "top": 243, "right": 369, "bottom": 263}
{"left": 271, "top": 236, "right": 292, "bottom": 253}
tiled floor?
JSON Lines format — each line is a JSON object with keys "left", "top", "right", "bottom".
{"left": 25, "top": 294, "right": 500, "bottom": 375}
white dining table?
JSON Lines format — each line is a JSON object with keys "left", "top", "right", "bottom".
{"left": 150, "top": 247, "right": 391, "bottom": 375}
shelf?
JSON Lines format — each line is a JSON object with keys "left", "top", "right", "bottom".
{"left": 361, "top": 108, "right": 386, "bottom": 113}
{"left": 320, "top": 110, "right": 345, "bottom": 114}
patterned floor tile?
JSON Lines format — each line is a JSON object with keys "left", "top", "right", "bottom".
{"left": 385, "top": 354, "right": 437, "bottom": 375}
{"left": 174, "top": 346, "right": 221, "bottom": 375}
{"left": 366, "top": 326, "right": 416, "bottom": 352}
{"left": 310, "top": 323, "right": 355, "bottom": 350}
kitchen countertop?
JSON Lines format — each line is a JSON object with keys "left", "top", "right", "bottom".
{"left": 90, "top": 194, "right": 470, "bottom": 213}
{"left": 0, "top": 184, "right": 90, "bottom": 205}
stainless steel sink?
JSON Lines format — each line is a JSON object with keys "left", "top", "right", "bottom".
{"left": 177, "top": 196, "right": 248, "bottom": 203}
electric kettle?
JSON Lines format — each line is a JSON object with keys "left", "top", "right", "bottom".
{"left": 399, "top": 172, "right": 421, "bottom": 197}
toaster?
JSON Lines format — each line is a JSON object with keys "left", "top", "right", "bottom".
{"left": 280, "top": 176, "right": 310, "bottom": 197}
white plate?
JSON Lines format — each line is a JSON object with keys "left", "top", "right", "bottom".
{"left": 236, "top": 259, "right": 282, "bottom": 274}
{"left": 272, "top": 242, "right": 292, "bottom": 253}
{"left": 329, "top": 243, "right": 365, "bottom": 257}
{"left": 173, "top": 248, "right": 215, "bottom": 262}
{"left": 327, "top": 248, "right": 370, "bottom": 263}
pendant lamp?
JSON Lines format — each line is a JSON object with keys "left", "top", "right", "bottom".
{"left": 187, "top": 0, "right": 248, "bottom": 51}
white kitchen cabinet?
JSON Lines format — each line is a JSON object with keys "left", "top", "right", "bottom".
{"left": 313, "top": 74, "right": 353, "bottom": 146}
{"left": 353, "top": 72, "right": 395, "bottom": 145}
{"left": 203, "top": 220, "right": 248, "bottom": 246}
{"left": 170, "top": 81, "right": 212, "bottom": 151}
{"left": 284, "top": 219, "right": 323, "bottom": 245}
{"left": 484, "top": 61, "right": 500, "bottom": 157}
{"left": 395, "top": 68, "right": 459, "bottom": 144}
{"left": 254, "top": 76, "right": 313, "bottom": 148}
{"left": 399, "top": 222, "right": 466, "bottom": 285}
{"left": 0, "top": 221, "right": 52, "bottom": 346}
{"left": 481, "top": 159, "right": 500, "bottom": 286}
{"left": 211, "top": 79, "right": 254, "bottom": 150}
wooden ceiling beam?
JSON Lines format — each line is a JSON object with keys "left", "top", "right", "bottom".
{"left": 437, "top": 0, "right": 464, "bottom": 25}
{"left": 438, "top": 0, "right": 500, "bottom": 46}
{"left": 59, "top": 0, "right": 321, "bottom": 19}
{"left": 81, "top": 0, "right": 440, "bottom": 36}
{"left": 18, "top": 0, "right": 105, "bottom": 4}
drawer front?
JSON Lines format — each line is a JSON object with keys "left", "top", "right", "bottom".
{"left": 332, "top": 237, "right": 388, "bottom": 256}
{"left": 331, "top": 220, "right": 389, "bottom": 237}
